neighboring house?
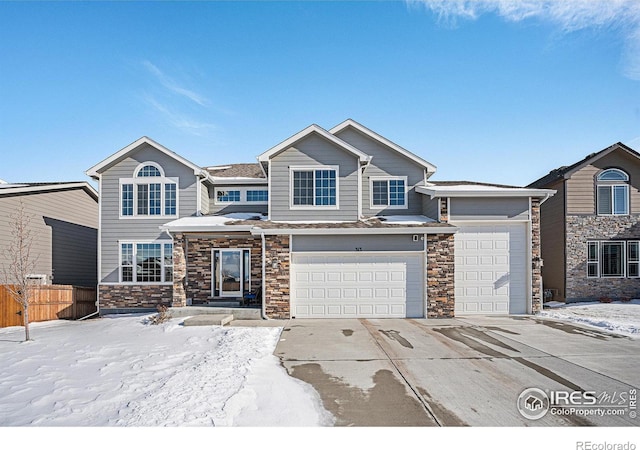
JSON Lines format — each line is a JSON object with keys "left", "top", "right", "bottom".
{"left": 87, "top": 120, "right": 553, "bottom": 319}
{"left": 528, "top": 142, "right": 640, "bottom": 302}
{"left": 0, "top": 182, "right": 99, "bottom": 287}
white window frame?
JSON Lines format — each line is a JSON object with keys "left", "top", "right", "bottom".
{"left": 289, "top": 165, "right": 339, "bottom": 210}
{"left": 213, "top": 187, "right": 269, "bottom": 205}
{"left": 118, "top": 240, "right": 174, "bottom": 284}
{"left": 119, "top": 162, "right": 179, "bottom": 219}
{"left": 369, "top": 176, "right": 408, "bottom": 210}
{"left": 586, "top": 240, "right": 639, "bottom": 279}
{"left": 596, "top": 169, "right": 629, "bottom": 216}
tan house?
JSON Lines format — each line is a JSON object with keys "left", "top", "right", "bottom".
{"left": 0, "top": 181, "right": 99, "bottom": 287}
{"left": 528, "top": 142, "right": 640, "bottom": 302}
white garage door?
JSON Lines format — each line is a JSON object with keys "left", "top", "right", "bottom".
{"left": 291, "top": 253, "right": 424, "bottom": 318}
{"left": 454, "top": 223, "right": 528, "bottom": 315}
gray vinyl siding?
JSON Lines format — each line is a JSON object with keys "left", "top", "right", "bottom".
{"left": 200, "top": 182, "right": 210, "bottom": 215}
{"left": 539, "top": 180, "right": 566, "bottom": 299}
{"left": 334, "top": 127, "right": 426, "bottom": 217}
{"left": 449, "top": 198, "right": 530, "bottom": 221}
{"left": 566, "top": 149, "right": 640, "bottom": 215}
{"left": 422, "top": 196, "right": 440, "bottom": 221}
{"left": 269, "top": 133, "right": 359, "bottom": 221}
{"left": 98, "top": 144, "right": 199, "bottom": 283}
{"left": 292, "top": 234, "right": 424, "bottom": 252}
{"left": 0, "top": 189, "right": 98, "bottom": 286}
{"left": 208, "top": 184, "right": 269, "bottom": 215}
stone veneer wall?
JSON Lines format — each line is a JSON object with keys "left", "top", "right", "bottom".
{"left": 185, "top": 235, "right": 263, "bottom": 303}
{"left": 264, "top": 235, "right": 290, "bottom": 319}
{"left": 426, "top": 233, "right": 455, "bottom": 318}
{"left": 531, "top": 198, "right": 543, "bottom": 313}
{"left": 566, "top": 214, "right": 640, "bottom": 301}
{"left": 99, "top": 284, "right": 173, "bottom": 309}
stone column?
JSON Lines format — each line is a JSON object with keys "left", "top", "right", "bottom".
{"left": 439, "top": 197, "right": 449, "bottom": 223}
{"left": 531, "top": 199, "right": 542, "bottom": 313}
{"left": 264, "top": 235, "right": 290, "bottom": 319}
{"left": 426, "top": 233, "right": 455, "bottom": 318}
{"left": 172, "top": 233, "right": 187, "bottom": 307}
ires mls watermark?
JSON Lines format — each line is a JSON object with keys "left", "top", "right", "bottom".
{"left": 517, "top": 387, "right": 637, "bottom": 420}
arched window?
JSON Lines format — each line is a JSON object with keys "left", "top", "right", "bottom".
{"left": 596, "top": 168, "right": 629, "bottom": 215}
{"left": 120, "top": 162, "right": 177, "bottom": 217}
{"left": 135, "top": 163, "right": 163, "bottom": 178}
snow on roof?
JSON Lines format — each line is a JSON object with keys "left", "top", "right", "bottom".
{"left": 371, "top": 215, "right": 436, "bottom": 225}
{"left": 161, "top": 213, "right": 267, "bottom": 232}
{"left": 416, "top": 183, "right": 555, "bottom": 198}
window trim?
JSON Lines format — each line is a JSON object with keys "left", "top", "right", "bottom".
{"left": 596, "top": 168, "right": 630, "bottom": 216}
{"left": 586, "top": 240, "right": 639, "bottom": 279}
{"left": 119, "top": 162, "right": 179, "bottom": 219}
{"left": 213, "top": 187, "right": 269, "bottom": 205}
{"left": 369, "top": 176, "right": 408, "bottom": 210}
{"left": 289, "top": 165, "right": 339, "bottom": 210}
{"left": 118, "top": 240, "right": 174, "bottom": 284}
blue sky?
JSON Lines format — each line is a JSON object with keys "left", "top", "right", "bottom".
{"left": 1, "top": 0, "right": 639, "bottom": 187}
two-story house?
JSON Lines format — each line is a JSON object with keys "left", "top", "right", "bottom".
{"left": 529, "top": 142, "right": 640, "bottom": 302}
{"left": 87, "top": 120, "right": 553, "bottom": 319}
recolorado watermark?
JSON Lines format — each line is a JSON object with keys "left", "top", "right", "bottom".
{"left": 517, "top": 387, "right": 637, "bottom": 420}
{"left": 576, "top": 442, "right": 636, "bottom": 450}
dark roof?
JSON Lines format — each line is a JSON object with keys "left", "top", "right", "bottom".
{"left": 205, "top": 163, "right": 265, "bottom": 179}
{"left": 528, "top": 142, "right": 640, "bottom": 188}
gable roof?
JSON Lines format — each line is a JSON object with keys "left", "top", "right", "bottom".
{"left": 528, "top": 142, "right": 640, "bottom": 188}
{"left": 0, "top": 181, "right": 98, "bottom": 201}
{"left": 329, "top": 119, "right": 437, "bottom": 175}
{"left": 257, "top": 124, "right": 372, "bottom": 163}
{"left": 86, "top": 136, "right": 211, "bottom": 180}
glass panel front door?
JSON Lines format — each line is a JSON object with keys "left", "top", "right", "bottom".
{"left": 220, "top": 250, "right": 242, "bottom": 296}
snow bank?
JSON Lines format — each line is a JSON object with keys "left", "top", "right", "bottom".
{"left": 538, "top": 300, "right": 640, "bottom": 338}
{"left": 0, "top": 314, "right": 332, "bottom": 426}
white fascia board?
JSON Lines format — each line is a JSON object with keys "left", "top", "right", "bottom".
{"left": 415, "top": 185, "right": 556, "bottom": 199}
{"left": 211, "top": 177, "right": 268, "bottom": 185}
{"left": 257, "top": 124, "right": 372, "bottom": 163}
{"left": 160, "top": 223, "right": 255, "bottom": 233}
{"left": 250, "top": 226, "right": 457, "bottom": 235}
{"left": 86, "top": 136, "right": 211, "bottom": 181}
{"left": 0, "top": 182, "right": 99, "bottom": 200}
{"left": 329, "top": 119, "right": 437, "bottom": 174}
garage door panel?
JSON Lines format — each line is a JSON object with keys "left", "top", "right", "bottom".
{"left": 454, "top": 224, "right": 528, "bottom": 315}
{"left": 292, "top": 252, "right": 423, "bottom": 318}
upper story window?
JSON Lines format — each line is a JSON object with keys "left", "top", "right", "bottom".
{"left": 370, "top": 176, "right": 407, "bottom": 209}
{"left": 596, "top": 168, "right": 629, "bottom": 216}
{"left": 213, "top": 188, "right": 268, "bottom": 205}
{"left": 291, "top": 167, "right": 338, "bottom": 208}
{"left": 120, "top": 162, "right": 178, "bottom": 218}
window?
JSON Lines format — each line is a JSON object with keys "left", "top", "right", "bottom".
{"left": 247, "top": 190, "right": 268, "bottom": 202}
{"left": 370, "top": 177, "right": 407, "bottom": 208}
{"left": 597, "top": 169, "right": 629, "bottom": 215}
{"left": 120, "top": 242, "right": 173, "bottom": 283}
{"left": 216, "top": 190, "right": 241, "bottom": 203}
{"left": 120, "top": 162, "right": 178, "bottom": 218}
{"left": 587, "top": 240, "right": 639, "bottom": 278}
{"left": 291, "top": 167, "right": 337, "bottom": 207}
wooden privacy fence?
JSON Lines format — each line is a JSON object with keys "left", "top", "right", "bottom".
{"left": 0, "top": 285, "right": 97, "bottom": 328}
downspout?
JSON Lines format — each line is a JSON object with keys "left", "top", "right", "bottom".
{"left": 261, "top": 232, "right": 268, "bottom": 320}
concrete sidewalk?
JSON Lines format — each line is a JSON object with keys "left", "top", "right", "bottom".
{"left": 275, "top": 316, "right": 640, "bottom": 426}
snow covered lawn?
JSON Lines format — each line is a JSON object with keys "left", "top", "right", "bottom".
{"left": 0, "top": 314, "right": 333, "bottom": 426}
{"left": 538, "top": 300, "right": 640, "bottom": 338}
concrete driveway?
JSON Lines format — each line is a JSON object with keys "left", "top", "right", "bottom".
{"left": 274, "top": 316, "right": 639, "bottom": 426}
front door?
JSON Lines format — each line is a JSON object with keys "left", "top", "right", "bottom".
{"left": 212, "top": 249, "right": 251, "bottom": 298}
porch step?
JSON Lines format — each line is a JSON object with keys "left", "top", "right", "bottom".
{"left": 169, "top": 306, "right": 262, "bottom": 320}
{"left": 182, "top": 314, "right": 234, "bottom": 327}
